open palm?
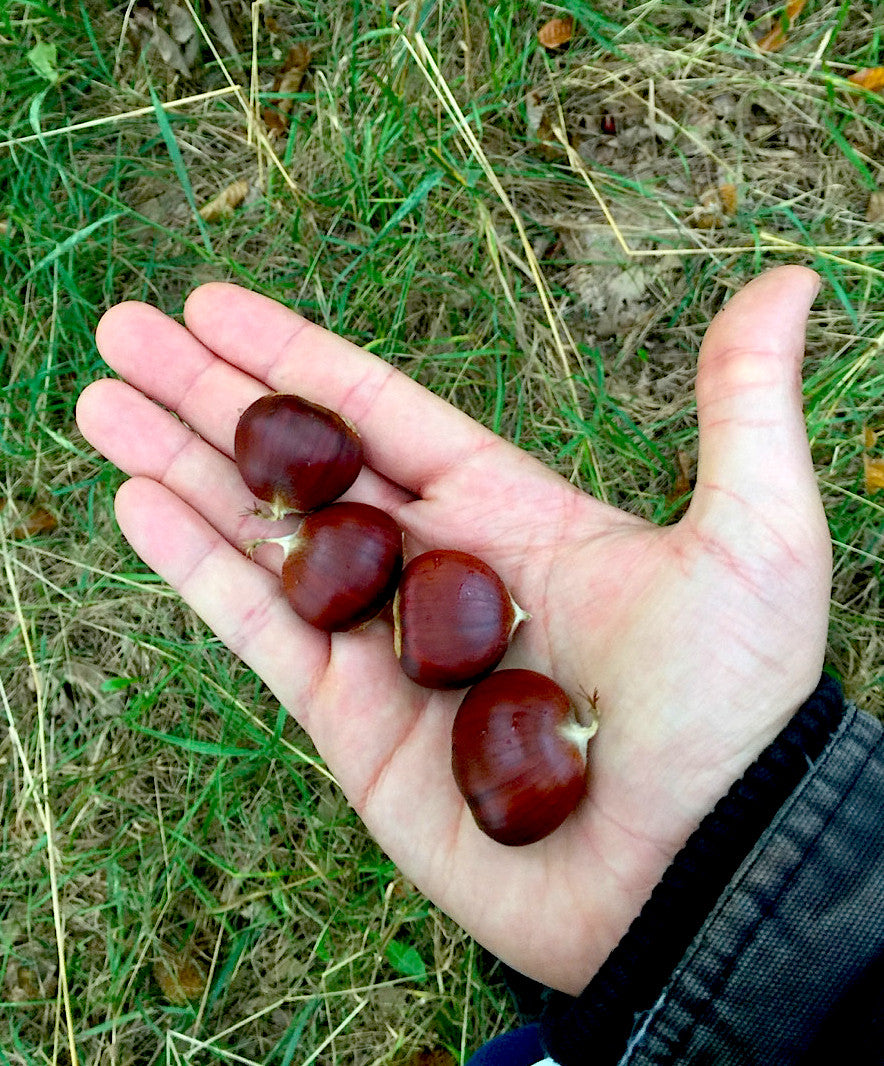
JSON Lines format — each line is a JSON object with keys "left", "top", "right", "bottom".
{"left": 76, "top": 266, "right": 831, "bottom": 994}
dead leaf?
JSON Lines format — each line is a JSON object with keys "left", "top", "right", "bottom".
{"left": 3, "top": 959, "right": 56, "bottom": 1004}
{"left": 524, "top": 89, "right": 560, "bottom": 159}
{"left": 4, "top": 962, "right": 40, "bottom": 1002}
{"left": 168, "top": 3, "right": 196, "bottom": 45}
{"left": 849, "top": 67, "right": 884, "bottom": 93}
{"left": 263, "top": 110, "right": 287, "bottom": 137}
{"left": 690, "top": 185, "right": 738, "bottom": 228}
{"left": 719, "top": 183, "right": 739, "bottom": 216}
{"left": 153, "top": 950, "right": 207, "bottom": 1004}
{"left": 866, "top": 191, "right": 884, "bottom": 224}
{"left": 13, "top": 507, "right": 57, "bottom": 539}
{"left": 199, "top": 178, "right": 249, "bottom": 221}
{"left": 276, "top": 43, "right": 311, "bottom": 93}
{"left": 263, "top": 43, "right": 311, "bottom": 136}
{"left": 756, "top": 0, "right": 808, "bottom": 53}
{"left": 205, "top": 0, "right": 238, "bottom": 59}
{"left": 525, "top": 90, "right": 545, "bottom": 137}
{"left": 864, "top": 454, "right": 884, "bottom": 493}
{"left": 401, "top": 1050, "right": 457, "bottom": 1066}
{"left": 665, "top": 451, "right": 693, "bottom": 521}
{"left": 672, "top": 451, "right": 692, "bottom": 497}
{"left": 131, "top": 5, "right": 152, "bottom": 29}
{"left": 133, "top": 6, "right": 193, "bottom": 77}
{"left": 389, "top": 874, "right": 419, "bottom": 899}
{"left": 538, "top": 16, "right": 574, "bottom": 50}
{"left": 863, "top": 425, "right": 884, "bottom": 493}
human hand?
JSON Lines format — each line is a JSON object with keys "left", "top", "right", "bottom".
{"left": 75, "top": 266, "right": 830, "bottom": 994}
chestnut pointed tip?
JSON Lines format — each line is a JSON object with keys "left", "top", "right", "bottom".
{"left": 270, "top": 494, "right": 303, "bottom": 521}
{"left": 508, "top": 597, "right": 531, "bottom": 639}
{"left": 242, "top": 537, "right": 262, "bottom": 559}
{"left": 243, "top": 531, "right": 302, "bottom": 559}
{"left": 559, "top": 717, "right": 598, "bottom": 758}
{"left": 247, "top": 499, "right": 299, "bottom": 521}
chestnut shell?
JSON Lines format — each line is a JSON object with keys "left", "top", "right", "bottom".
{"left": 393, "top": 549, "right": 523, "bottom": 690}
{"left": 451, "top": 669, "right": 589, "bottom": 846}
{"left": 234, "top": 393, "right": 363, "bottom": 515}
{"left": 281, "top": 502, "right": 403, "bottom": 631}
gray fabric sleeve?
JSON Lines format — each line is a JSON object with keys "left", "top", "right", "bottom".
{"left": 624, "top": 703, "right": 884, "bottom": 1064}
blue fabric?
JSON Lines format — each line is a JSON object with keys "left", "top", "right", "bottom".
{"left": 465, "top": 1023, "right": 547, "bottom": 1066}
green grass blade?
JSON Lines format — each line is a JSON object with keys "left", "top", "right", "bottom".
{"left": 22, "top": 211, "right": 122, "bottom": 282}
{"left": 374, "top": 167, "right": 444, "bottom": 243}
{"left": 278, "top": 998, "right": 322, "bottom": 1066}
{"left": 130, "top": 724, "right": 259, "bottom": 758}
{"left": 822, "top": 114, "right": 878, "bottom": 189}
{"left": 148, "top": 84, "right": 213, "bottom": 254}
{"left": 559, "top": 0, "right": 629, "bottom": 56}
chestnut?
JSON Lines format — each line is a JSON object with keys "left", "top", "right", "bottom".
{"left": 451, "top": 669, "right": 597, "bottom": 846}
{"left": 249, "top": 501, "right": 403, "bottom": 631}
{"left": 234, "top": 393, "right": 363, "bottom": 518}
{"left": 392, "top": 549, "right": 529, "bottom": 690}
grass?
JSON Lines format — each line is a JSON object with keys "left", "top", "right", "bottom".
{"left": 1, "top": 0, "right": 883, "bottom": 1061}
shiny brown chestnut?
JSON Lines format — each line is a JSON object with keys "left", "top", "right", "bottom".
{"left": 451, "top": 669, "right": 597, "bottom": 846}
{"left": 392, "top": 549, "right": 528, "bottom": 690}
{"left": 248, "top": 502, "right": 403, "bottom": 631}
{"left": 234, "top": 393, "right": 363, "bottom": 518}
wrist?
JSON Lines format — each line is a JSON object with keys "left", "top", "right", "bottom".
{"left": 539, "top": 671, "right": 846, "bottom": 1063}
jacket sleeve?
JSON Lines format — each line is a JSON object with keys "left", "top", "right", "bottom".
{"left": 538, "top": 673, "right": 884, "bottom": 1065}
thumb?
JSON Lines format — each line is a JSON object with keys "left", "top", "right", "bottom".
{"left": 690, "top": 265, "right": 824, "bottom": 533}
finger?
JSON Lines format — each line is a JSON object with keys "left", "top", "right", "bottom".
{"left": 181, "top": 282, "right": 519, "bottom": 495}
{"left": 691, "top": 265, "right": 823, "bottom": 526}
{"left": 113, "top": 476, "right": 328, "bottom": 719}
{"left": 76, "top": 378, "right": 411, "bottom": 564}
{"left": 77, "top": 377, "right": 266, "bottom": 552}
{"left": 112, "top": 477, "right": 447, "bottom": 812}
{"left": 94, "top": 301, "right": 410, "bottom": 510}
{"left": 94, "top": 300, "right": 255, "bottom": 459}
